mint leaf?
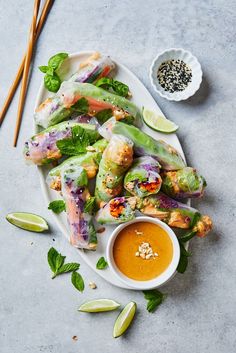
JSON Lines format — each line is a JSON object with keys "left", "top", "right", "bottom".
{"left": 52, "top": 263, "right": 80, "bottom": 279}
{"left": 112, "top": 80, "right": 129, "bottom": 97}
{"left": 84, "top": 197, "right": 97, "bottom": 214}
{"left": 76, "top": 169, "right": 88, "bottom": 187}
{"left": 71, "top": 271, "right": 84, "bottom": 292}
{"left": 96, "top": 256, "right": 108, "bottom": 270}
{"left": 48, "top": 247, "right": 80, "bottom": 278}
{"left": 48, "top": 200, "right": 66, "bottom": 214}
{"left": 47, "top": 247, "right": 59, "bottom": 273}
{"left": 44, "top": 73, "right": 61, "bottom": 93}
{"left": 143, "top": 290, "right": 166, "bottom": 313}
{"left": 95, "top": 109, "right": 113, "bottom": 124}
{"left": 39, "top": 65, "right": 48, "bottom": 73}
{"left": 48, "top": 52, "right": 68, "bottom": 70}
{"left": 56, "top": 126, "right": 91, "bottom": 156}
{"left": 55, "top": 253, "right": 66, "bottom": 271}
{"left": 71, "top": 97, "right": 89, "bottom": 114}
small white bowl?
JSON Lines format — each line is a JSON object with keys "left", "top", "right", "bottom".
{"left": 106, "top": 216, "right": 180, "bottom": 290}
{"left": 150, "top": 48, "right": 202, "bottom": 101}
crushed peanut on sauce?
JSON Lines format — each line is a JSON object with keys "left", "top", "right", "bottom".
{"left": 135, "top": 242, "right": 158, "bottom": 260}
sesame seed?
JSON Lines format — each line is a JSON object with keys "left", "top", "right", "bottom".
{"left": 157, "top": 59, "right": 192, "bottom": 93}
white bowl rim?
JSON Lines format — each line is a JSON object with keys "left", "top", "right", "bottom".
{"left": 149, "top": 47, "right": 202, "bottom": 101}
{"left": 106, "top": 216, "right": 180, "bottom": 290}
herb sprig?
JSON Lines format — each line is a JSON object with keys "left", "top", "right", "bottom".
{"left": 143, "top": 290, "right": 167, "bottom": 313}
{"left": 47, "top": 247, "right": 80, "bottom": 279}
{"left": 56, "top": 125, "right": 94, "bottom": 156}
{"left": 48, "top": 200, "right": 66, "bottom": 214}
{"left": 39, "top": 52, "right": 68, "bottom": 92}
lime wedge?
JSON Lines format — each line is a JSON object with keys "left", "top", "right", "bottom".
{"left": 78, "top": 299, "right": 120, "bottom": 313}
{"left": 143, "top": 108, "right": 178, "bottom": 133}
{"left": 6, "top": 212, "right": 49, "bottom": 232}
{"left": 113, "top": 301, "right": 136, "bottom": 338}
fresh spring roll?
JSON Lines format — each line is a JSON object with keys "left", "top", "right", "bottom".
{"left": 61, "top": 166, "right": 97, "bottom": 250}
{"left": 161, "top": 167, "right": 207, "bottom": 199}
{"left": 99, "top": 118, "right": 186, "bottom": 171}
{"left": 95, "top": 135, "right": 133, "bottom": 205}
{"left": 35, "top": 82, "right": 141, "bottom": 128}
{"left": 34, "top": 53, "right": 115, "bottom": 128}
{"left": 69, "top": 52, "right": 115, "bottom": 83}
{"left": 47, "top": 139, "right": 108, "bottom": 191}
{"left": 96, "top": 197, "right": 136, "bottom": 224}
{"left": 136, "top": 192, "right": 213, "bottom": 239}
{"left": 23, "top": 119, "right": 100, "bottom": 165}
{"left": 124, "top": 156, "right": 162, "bottom": 197}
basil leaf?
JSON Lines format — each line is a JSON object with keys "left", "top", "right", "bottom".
{"left": 177, "top": 241, "right": 191, "bottom": 274}
{"left": 71, "top": 97, "right": 89, "bottom": 114}
{"left": 38, "top": 65, "right": 48, "bottom": 73}
{"left": 52, "top": 263, "right": 80, "bottom": 278}
{"left": 95, "top": 77, "right": 129, "bottom": 97}
{"left": 84, "top": 197, "right": 97, "bottom": 214}
{"left": 71, "top": 271, "right": 84, "bottom": 292}
{"left": 44, "top": 73, "right": 61, "bottom": 93}
{"left": 143, "top": 290, "right": 166, "bottom": 313}
{"left": 56, "top": 126, "right": 91, "bottom": 156}
{"left": 96, "top": 256, "right": 108, "bottom": 270}
{"left": 48, "top": 52, "right": 68, "bottom": 70}
{"left": 47, "top": 247, "right": 59, "bottom": 273}
{"left": 177, "top": 255, "right": 188, "bottom": 274}
{"left": 95, "top": 109, "right": 113, "bottom": 124}
{"left": 46, "top": 66, "right": 54, "bottom": 76}
{"left": 48, "top": 200, "right": 66, "bottom": 214}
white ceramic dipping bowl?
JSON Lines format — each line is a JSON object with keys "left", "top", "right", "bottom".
{"left": 106, "top": 216, "right": 180, "bottom": 290}
{"left": 150, "top": 48, "right": 202, "bottom": 101}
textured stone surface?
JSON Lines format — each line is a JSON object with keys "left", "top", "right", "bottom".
{"left": 0, "top": 0, "right": 236, "bottom": 352}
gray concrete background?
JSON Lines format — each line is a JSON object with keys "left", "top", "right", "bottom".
{"left": 0, "top": 0, "right": 235, "bottom": 352}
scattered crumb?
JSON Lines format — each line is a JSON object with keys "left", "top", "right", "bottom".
{"left": 72, "top": 335, "right": 78, "bottom": 341}
{"left": 52, "top": 238, "right": 55, "bottom": 242}
{"left": 89, "top": 281, "right": 97, "bottom": 289}
{"left": 30, "top": 242, "right": 34, "bottom": 245}
{"left": 97, "top": 227, "right": 106, "bottom": 234}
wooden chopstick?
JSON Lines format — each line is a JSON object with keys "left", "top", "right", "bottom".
{"left": 0, "top": 0, "right": 53, "bottom": 128}
{"left": 13, "top": 0, "right": 41, "bottom": 147}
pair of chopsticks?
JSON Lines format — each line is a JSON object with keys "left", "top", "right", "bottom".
{"left": 0, "top": 0, "right": 54, "bottom": 146}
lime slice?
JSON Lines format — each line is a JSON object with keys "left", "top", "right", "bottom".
{"left": 6, "top": 212, "right": 49, "bottom": 232}
{"left": 78, "top": 299, "right": 120, "bottom": 313}
{"left": 143, "top": 108, "right": 178, "bottom": 133}
{"left": 113, "top": 301, "right": 136, "bottom": 338}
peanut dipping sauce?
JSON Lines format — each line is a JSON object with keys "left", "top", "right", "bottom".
{"left": 113, "top": 222, "right": 173, "bottom": 281}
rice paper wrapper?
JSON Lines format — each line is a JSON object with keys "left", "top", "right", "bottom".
{"left": 96, "top": 197, "right": 136, "bottom": 224}
{"left": 124, "top": 156, "right": 162, "bottom": 197}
